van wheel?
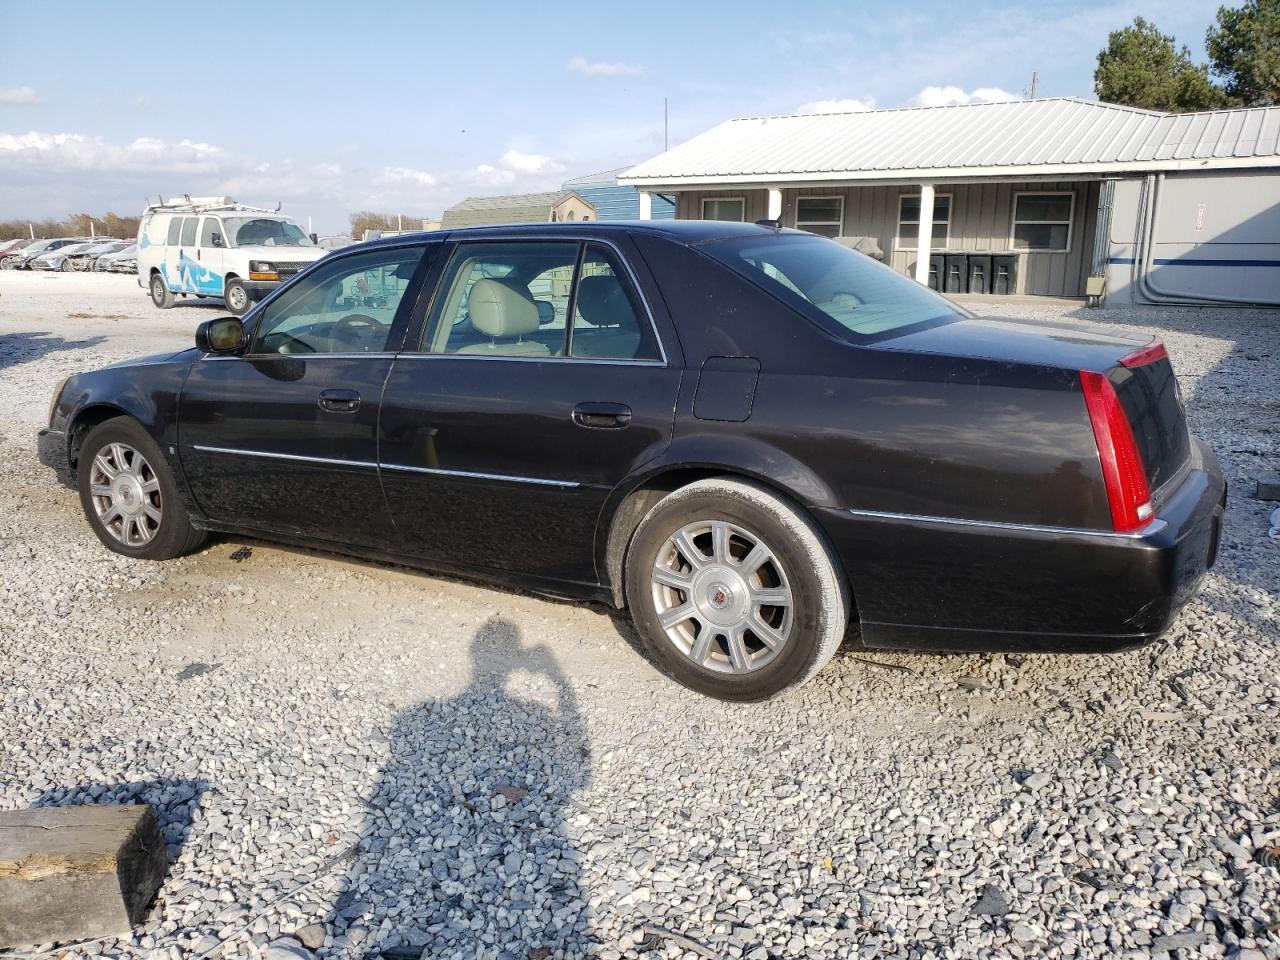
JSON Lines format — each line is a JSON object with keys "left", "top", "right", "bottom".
{"left": 224, "top": 278, "right": 250, "bottom": 316}
{"left": 624, "top": 478, "right": 849, "bottom": 702}
{"left": 150, "top": 273, "right": 175, "bottom": 309}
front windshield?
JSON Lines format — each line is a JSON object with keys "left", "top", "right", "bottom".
{"left": 221, "top": 217, "right": 313, "bottom": 248}
{"left": 700, "top": 233, "right": 968, "bottom": 341}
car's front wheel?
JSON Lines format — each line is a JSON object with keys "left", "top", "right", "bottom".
{"left": 76, "top": 418, "right": 206, "bottom": 560}
{"left": 150, "top": 272, "right": 175, "bottom": 309}
{"left": 624, "top": 478, "right": 849, "bottom": 701}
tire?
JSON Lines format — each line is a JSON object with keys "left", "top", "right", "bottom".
{"left": 60, "top": 259, "right": 75, "bottom": 272}
{"left": 624, "top": 478, "right": 849, "bottom": 701}
{"left": 76, "top": 418, "right": 206, "bottom": 561}
{"left": 150, "top": 272, "right": 175, "bottom": 309}
{"left": 224, "top": 278, "right": 250, "bottom": 316}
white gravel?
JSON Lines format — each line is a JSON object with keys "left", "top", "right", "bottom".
{"left": 1, "top": 271, "right": 1277, "bottom": 960}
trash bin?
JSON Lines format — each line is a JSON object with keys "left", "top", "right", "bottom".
{"left": 943, "top": 253, "right": 968, "bottom": 294}
{"left": 992, "top": 254, "right": 1018, "bottom": 295}
{"left": 967, "top": 254, "right": 992, "bottom": 295}
{"left": 927, "top": 253, "right": 944, "bottom": 292}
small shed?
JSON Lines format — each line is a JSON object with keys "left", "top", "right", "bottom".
{"left": 441, "top": 191, "right": 595, "bottom": 229}
{"left": 561, "top": 168, "right": 675, "bottom": 220}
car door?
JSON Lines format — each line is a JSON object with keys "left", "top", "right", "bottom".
{"left": 379, "top": 237, "right": 682, "bottom": 584}
{"left": 178, "top": 242, "right": 433, "bottom": 546}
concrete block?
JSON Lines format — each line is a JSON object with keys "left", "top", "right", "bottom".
{"left": 0, "top": 804, "right": 167, "bottom": 949}
{"left": 1255, "top": 476, "right": 1280, "bottom": 500}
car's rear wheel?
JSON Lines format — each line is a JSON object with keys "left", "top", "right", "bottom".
{"left": 624, "top": 478, "right": 849, "bottom": 701}
{"left": 150, "top": 272, "right": 175, "bottom": 309}
{"left": 224, "top": 278, "right": 250, "bottom": 316}
{"left": 60, "top": 259, "right": 75, "bottom": 272}
{"left": 76, "top": 418, "right": 206, "bottom": 560}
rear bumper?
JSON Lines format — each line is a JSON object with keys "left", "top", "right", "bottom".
{"left": 816, "top": 438, "right": 1225, "bottom": 652}
{"left": 38, "top": 428, "right": 75, "bottom": 488}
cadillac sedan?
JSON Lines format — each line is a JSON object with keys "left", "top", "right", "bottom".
{"left": 37, "top": 222, "right": 1225, "bottom": 701}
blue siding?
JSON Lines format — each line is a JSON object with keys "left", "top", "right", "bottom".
{"left": 561, "top": 170, "right": 675, "bottom": 220}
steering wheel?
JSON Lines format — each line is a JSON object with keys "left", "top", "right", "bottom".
{"left": 333, "top": 313, "right": 385, "bottom": 339}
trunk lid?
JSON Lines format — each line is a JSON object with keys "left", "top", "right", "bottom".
{"left": 883, "top": 314, "right": 1192, "bottom": 497}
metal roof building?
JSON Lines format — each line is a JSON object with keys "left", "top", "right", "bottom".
{"left": 561, "top": 167, "right": 675, "bottom": 220}
{"left": 620, "top": 98, "right": 1280, "bottom": 307}
{"left": 441, "top": 191, "right": 595, "bottom": 229}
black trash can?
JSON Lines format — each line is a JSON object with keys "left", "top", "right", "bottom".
{"left": 967, "top": 254, "right": 993, "bottom": 295}
{"left": 943, "top": 253, "right": 968, "bottom": 294}
{"left": 927, "top": 253, "right": 944, "bottom": 291}
{"left": 992, "top": 253, "right": 1018, "bottom": 295}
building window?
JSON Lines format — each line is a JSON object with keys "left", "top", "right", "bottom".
{"left": 897, "top": 194, "right": 951, "bottom": 250}
{"left": 1011, "top": 193, "right": 1074, "bottom": 251}
{"left": 795, "top": 197, "right": 844, "bottom": 237}
{"left": 702, "top": 197, "right": 745, "bottom": 222}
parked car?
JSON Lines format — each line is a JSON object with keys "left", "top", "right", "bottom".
{"left": 37, "top": 222, "right": 1225, "bottom": 701}
{"left": 137, "top": 197, "right": 326, "bottom": 315}
{"left": 31, "top": 241, "right": 110, "bottom": 272}
{"left": 318, "top": 235, "right": 356, "bottom": 251}
{"left": 2, "top": 237, "right": 83, "bottom": 270}
{"left": 68, "top": 239, "right": 129, "bottom": 271}
{"left": 0, "top": 238, "right": 30, "bottom": 255}
{"left": 94, "top": 243, "right": 137, "bottom": 272}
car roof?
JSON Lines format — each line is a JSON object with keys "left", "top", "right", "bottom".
{"left": 350, "top": 219, "right": 805, "bottom": 254}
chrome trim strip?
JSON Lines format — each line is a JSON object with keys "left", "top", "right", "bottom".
{"left": 844, "top": 506, "right": 1167, "bottom": 540}
{"left": 189, "top": 444, "right": 579, "bottom": 488}
{"left": 390, "top": 353, "right": 666, "bottom": 367}
{"left": 379, "top": 462, "right": 579, "bottom": 488}
{"left": 191, "top": 445, "right": 376, "bottom": 469}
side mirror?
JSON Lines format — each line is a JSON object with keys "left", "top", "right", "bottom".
{"left": 309, "top": 232, "right": 319, "bottom": 245}
{"left": 195, "top": 317, "right": 247, "bottom": 354}
{"left": 210, "top": 232, "right": 223, "bottom": 248}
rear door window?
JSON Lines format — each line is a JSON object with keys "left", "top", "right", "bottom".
{"left": 569, "top": 243, "right": 660, "bottom": 360}
{"left": 166, "top": 217, "right": 182, "bottom": 245}
{"left": 179, "top": 217, "right": 198, "bottom": 246}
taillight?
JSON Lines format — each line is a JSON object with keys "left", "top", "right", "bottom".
{"left": 1119, "top": 340, "right": 1168, "bottom": 368}
{"left": 1080, "top": 370, "right": 1153, "bottom": 532}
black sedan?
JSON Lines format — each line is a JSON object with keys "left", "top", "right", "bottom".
{"left": 38, "top": 222, "right": 1225, "bottom": 701}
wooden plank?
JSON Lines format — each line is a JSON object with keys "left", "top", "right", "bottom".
{"left": 0, "top": 805, "right": 167, "bottom": 949}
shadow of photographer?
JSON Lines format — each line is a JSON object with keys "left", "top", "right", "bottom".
{"left": 326, "top": 617, "right": 595, "bottom": 957}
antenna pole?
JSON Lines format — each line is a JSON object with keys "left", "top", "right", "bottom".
{"left": 664, "top": 97, "right": 669, "bottom": 151}
{"left": 1030, "top": 71, "right": 1038, "bottom": 98}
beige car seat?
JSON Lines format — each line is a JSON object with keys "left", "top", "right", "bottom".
{"left": 454, "top": 279, "right": 551, "bottom": 356}
{"left": 572, "top": 274, "right": 642, "bottom": 359}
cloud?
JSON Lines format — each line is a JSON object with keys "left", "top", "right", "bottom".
{"left": 566, "top": 56, "right": 645, "bottom": 78}
{"left": 0, "top": 86, "right": 43, "bottom": 106}
{"left": 0, "top": 128, "right": 575, "bottom": 228}
{"left": 499, "top": 149, "right": 551, "bottom": 173}
{"left": 795, "top": 97, "right": 875, "bottom": 114}
{"left": 907, "top": 85, "right": 1020, "bottom": 107}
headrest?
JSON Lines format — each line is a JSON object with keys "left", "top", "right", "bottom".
{"left": 468, "top": 279, "right": 539, "bottom": 338}
{"left": 575, "top": 275, "right": 631, "bottom": 328}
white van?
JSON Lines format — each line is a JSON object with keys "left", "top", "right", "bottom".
{"left": 137, "top": 198, "right": 327, "bottom": 315}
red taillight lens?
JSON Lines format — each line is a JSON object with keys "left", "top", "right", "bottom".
{"left": 1080, "top": 370, "right": 1153, "bottom": 532}
{"left": 1119, "top": 340, "right": 1168, "bottom": 368}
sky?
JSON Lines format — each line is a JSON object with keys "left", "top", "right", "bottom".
{"left": 0, "top": 0, "right": 1227, "bottom": 234}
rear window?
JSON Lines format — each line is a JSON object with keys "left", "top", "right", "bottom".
{"left": 699, "top": 233, "right": 967, "bottom": 342}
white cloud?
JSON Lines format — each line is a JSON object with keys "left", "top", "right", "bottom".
{"left": 795, "top": 97, "right": 875, "bottom": 114}
{"left": 907, "top": 85, "right": 1021, "bottom": 108}
{"left": 499, "top": 149, "right": 550, "bottom": 173}
{"left": 0, "top": 128, "right": 576, "bottom": 229}
{"left": 566, "top": 56, "right": 645, "bottom": 78}
{"left": 0, "top": 86, "right": 43, "bottom": 106}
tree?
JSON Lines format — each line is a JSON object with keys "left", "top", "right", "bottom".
{"left": 348, "top": 211, "right": 427, "bottom": 239}
{"left": 1095, "top": 17, "right": 1230, "bottom": 111}
{"left": 1208, "top": 0, "right": 1280, "bottom": 105}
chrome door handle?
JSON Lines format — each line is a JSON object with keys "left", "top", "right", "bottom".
{"left": 318, "top": 389, "right": 361, "bottom": 413}
{"left": 572, "top": 402, "right": 631, "bottom": 428}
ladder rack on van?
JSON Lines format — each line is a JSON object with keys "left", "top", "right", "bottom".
{"left": 141, "top": 196, "right": 280, "bottom": 217}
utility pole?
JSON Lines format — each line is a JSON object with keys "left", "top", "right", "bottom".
{"left": 664, "top": 97, "right": 669, "bottom": 151}
{"left": 1030, "top": 71, "right": 1038, "bottom": 99}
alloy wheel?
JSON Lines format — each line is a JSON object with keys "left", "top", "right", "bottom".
{"left": 650, "top": 519, "right": 794, "bottom": 674}
{"left": 88, "top": 442, "right": 162, "bottom": 547}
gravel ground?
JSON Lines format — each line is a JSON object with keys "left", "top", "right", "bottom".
{"left": 0, "top": 271, "right": 1277, "bottom": 960}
